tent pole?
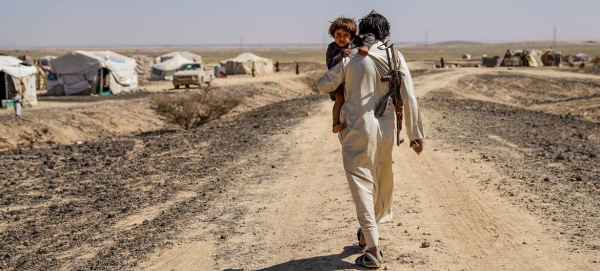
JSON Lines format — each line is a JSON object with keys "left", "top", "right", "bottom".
{"left": 99, "top": 68, "right": 103, "bottom": 95}
{"left": 4, "top": 73, "right": 8, "bottom": 102}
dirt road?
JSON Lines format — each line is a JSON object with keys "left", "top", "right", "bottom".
{"left": 1, "top": 68, "right": 598, "bottom": 270}
{"left": 138, "top": 69, "right": 599, "bottom": 270}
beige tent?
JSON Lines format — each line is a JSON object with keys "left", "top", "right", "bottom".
{"left": 0, "top": 56, "right": 38, "bottom": 105}
{"left": 151, "top": 54, "right": 195, "bottom": 80}
{"left": 160, "top": 51, "right": 202, "bottom": 63}
{"left": 220, "top": 52, "right": 273, "bottom": 75}
{"left": 48, "top": 51, "right": 138, "bottom": 95}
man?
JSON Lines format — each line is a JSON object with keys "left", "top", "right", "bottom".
{"left": 317, "top": 11, "right": 424, "bottom": 269}
{"left": 11, "top": 91, "right": 22, "bottom": 117}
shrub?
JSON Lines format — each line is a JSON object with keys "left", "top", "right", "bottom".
{"left": 150, "top": 90, "right": 242, "bottom": 130}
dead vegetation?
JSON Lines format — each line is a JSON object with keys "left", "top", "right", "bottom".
{"left": 150, "top": 90, "right": 242, "bottom": 130}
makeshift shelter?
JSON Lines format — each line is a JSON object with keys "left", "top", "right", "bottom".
{"left": 501, "top": 49, "right": 543, "bottom": 67}
{"left": 37, "top": 56, "right": 56, "bottom": 71}
{"left": 541, "top": 51, "right": 562, "bottom": 66}
{"left": 482, "top": 56, "right": 501, "bottom": 67}
{"left": 159, "top": 51, "right": 202, "bottom": 63}
{"left": 48, "top": 51, "right": 138, "bottom": 96}
{"left": 573, "top": 53, "right": 589, "bottom": 62}
{"left": 220, "top": 52, "right": 273, "bottom": 75}
{"left": 0, "top": 56, "right": 38, "bottom": 106}
{"left": 462, "top": 54, "right": 471, "bottom": 60}
{"left": 150, "top": 55, "right": 195, "bottom": 80}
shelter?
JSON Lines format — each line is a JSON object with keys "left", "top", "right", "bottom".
{"left": 150, "top": 55, "right": 194, "bottom": 80}
{"left": 573, "top": 53, "right": 589, "bottom": 62}
{"left": 220, "top": 52, "right": 273, "bottom": 75}
{"left": 501, "top": 49, "right": 543, "bottom": 67}
{"left": 482, "top": 56, "right": 501, "bottom": 67}
{"left": 541, "top": 51, "right": 562, "bottom": 66}
{"left": 462, "top": 54, "right": 471, "bottom": 60}
{"left": 0, "top": 56, "right": 38, "bottom": 106}
{"left": 159, "top": 51, "right": 202, "bottom": 63}
{"left": 48, "top": 51, "right": 138, "bottom": 96}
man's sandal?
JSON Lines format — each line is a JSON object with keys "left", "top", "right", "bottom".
{"left": 356, "top": 228, "right": 367, "bottom": 252}
{"left": 355, "top": 250, "right": 383, "bottom": 269}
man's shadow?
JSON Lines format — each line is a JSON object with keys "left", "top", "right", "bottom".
{"left": 226, "top": 245, "right": 359, "bottom": 271}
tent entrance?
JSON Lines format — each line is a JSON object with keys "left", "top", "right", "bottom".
{"left": 96, "top": 68, "right": 111, "bottom": 96}
{"left": 0, "top": 72, "right": 16, "bottom": 101}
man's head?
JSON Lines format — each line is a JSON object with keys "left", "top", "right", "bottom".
{"left": 358, "top": 10, "right": 390, "bottom": 41}
{"left": 329, "top": 17, "right": 357, "bottom": 48}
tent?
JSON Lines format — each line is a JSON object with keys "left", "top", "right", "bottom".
{"left": 150, "top": 54, "right": 195, "bottom": 80}
{"left": 501, "top": 49, "right": 543, "bottom": 67}
{"left": 541, "top": 51, "right": 562, "bottom": 66}
{"left": 48, "top": 51, "right": 138, "bottom": 96}
{"left": 462, "top": 54, "right": 471, "bottom": 60}
{"left": 220, "top": 52, "right": 273, "bottom": 75}
{"left": 574, "top": 53, "right": 589, "bottom": 62}
{"left": 0, "top": 56, "right": 38, "bottom": 106}
{"left": 159, "top": 51, "right": 202, "bottom": 63}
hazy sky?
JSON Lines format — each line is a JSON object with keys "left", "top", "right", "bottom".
{"left": 1, "top": 0, "right": 599, "bottom": 47}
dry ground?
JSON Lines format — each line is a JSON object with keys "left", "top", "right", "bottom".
{"left": 0, "top": 59, "right": 599, "bottom": 270}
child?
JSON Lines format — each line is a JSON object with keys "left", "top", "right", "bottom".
{"left": 11, "top": 91, "right": 22, "bottom": 117}
{"left": 326, "top": 17, "right": 376, "bottom": 133}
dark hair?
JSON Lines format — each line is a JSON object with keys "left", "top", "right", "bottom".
{"left": 328, "top": 17, "right": 357, "bottom": 38}
{"left": 358, "top": 10, "right": 390, "bottom": 40}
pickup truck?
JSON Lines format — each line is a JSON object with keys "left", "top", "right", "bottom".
{"left": 172, "top": 63, "right": 213, "bottom": 89}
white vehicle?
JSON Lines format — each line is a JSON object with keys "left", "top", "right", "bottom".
{"left": 172, "top": 63, "right": 212, "bottom": 89}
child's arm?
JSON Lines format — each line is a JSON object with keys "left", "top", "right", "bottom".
{"left": 326, "top": 45, "right": 336, "bottom": 70}
{"left": 356, "top": 33, "right": 377, "bottom": 56}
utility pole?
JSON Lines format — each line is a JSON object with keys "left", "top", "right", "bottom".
{"left": 240, "top": 35, "right": 243, "bottom": 50}
{"left": 553, "top": 25, "right": 557, "bottom": 48}
{"left": 425, "top": 30, "right": 428, "bottom": 48}
{"left": 323, "top": 32, "right": 326, "bottom": 47}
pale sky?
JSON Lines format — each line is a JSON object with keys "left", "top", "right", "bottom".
{"left": 1, "top": 0, "right": 599, "bottom": 47}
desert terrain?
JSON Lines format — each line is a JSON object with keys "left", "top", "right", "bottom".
{"left": 0, "top": 43, "right": 599, "bottom": 271}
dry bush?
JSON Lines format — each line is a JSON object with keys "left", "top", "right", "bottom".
{"left": 150, "top": 90, "right": 242, "bottom": 130}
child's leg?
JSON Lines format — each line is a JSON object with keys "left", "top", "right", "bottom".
{"left": 332, "top": 88, "right": 345, "bottom": 133}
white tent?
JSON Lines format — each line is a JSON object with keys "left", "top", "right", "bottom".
{"left": 151, "top": 54, "right": 195, "bottom": 80}
{"left": 159, "top": 51, "right": 202, "bottom": 63}
{"left": 220, "top": 52, "right": 273, "bottom": 75}
{"left": 48, "top": 51, "right": 138, "bottom": 96}
{"left": 0, "top": 56, "right": 38, "bottom": 106}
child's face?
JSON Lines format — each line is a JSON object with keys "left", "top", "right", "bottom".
{"left": 334, "top": 29, "right": 351, "bottom": 48}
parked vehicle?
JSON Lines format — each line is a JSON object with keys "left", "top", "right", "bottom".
{"left": 172, "top": 63, "right": 212, "bottom": 89}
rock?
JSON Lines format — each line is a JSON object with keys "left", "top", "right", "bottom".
{"left": 421, "top": 240, "right": 431, "bottom": 248}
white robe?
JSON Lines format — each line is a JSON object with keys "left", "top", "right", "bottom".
{"left": 317, "top": 41, "right": 424, "bottom": 248}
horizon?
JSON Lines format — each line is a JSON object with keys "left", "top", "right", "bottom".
{"left": 2, "top": 39, "right": 598, "bottom": 51}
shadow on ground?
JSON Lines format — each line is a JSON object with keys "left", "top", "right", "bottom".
{"left": 255, "top": 246, "right": 359, "bottom": 271}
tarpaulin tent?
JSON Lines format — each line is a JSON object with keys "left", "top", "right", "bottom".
{"left": 48, "top": 51, "right": 138, "bottom": 96}
{"left": 0, "top": 56, "right": 38, "bottom": 105}
{"left": 501, "top": 49, "right": 543, "bottom": 67}
{"left": 159, "top": 51, "right": 202, "bottom": 63}
{"left": 541, "top": 50, "right": 562, "bottom": 66}
{"left": 574, "top": 53, "right": 589, "bottom": 62}
{"left": 150, "top": 54, "right": 194, "bottom": 80}
{"left": 220, "top": 52, "right": 273, "bottom": 75}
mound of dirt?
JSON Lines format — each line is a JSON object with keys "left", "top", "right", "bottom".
{"left": 455, "top": 73, "right": 600, "bottom": 122}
